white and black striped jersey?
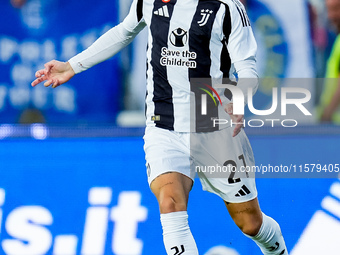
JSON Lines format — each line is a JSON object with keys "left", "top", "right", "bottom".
{"left": 69, "top": 0, "right": 258, "bottom": 132}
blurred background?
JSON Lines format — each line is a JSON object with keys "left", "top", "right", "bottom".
{"left": 0, "top": 0, "right": 340, "bottom": 254}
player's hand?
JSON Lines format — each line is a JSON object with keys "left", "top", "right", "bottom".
{"left": 225, "top": 103, "right": 244, "bottom": 137}
{"left": 31, "top": 60, "right": 75, "bottom": 88}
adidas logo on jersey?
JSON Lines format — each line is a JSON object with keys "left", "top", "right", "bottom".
{"left": 235, "top": 185, "right": 251, "bottom": 197}
{"left": 154, "top": 6, "right": 169, "bottom": 18}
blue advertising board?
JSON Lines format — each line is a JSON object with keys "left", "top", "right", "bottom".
{"left": 0, "top": 0, "right": 121, "bottom": 124}
{"left": 0, "top": 131, "right": 339, "bottom": 254}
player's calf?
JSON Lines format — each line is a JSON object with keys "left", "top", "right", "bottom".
{"left": 244, "top": 213, "right": 288, "bottom": 255}
{"left": 161, "top": 211, "right": 198, "bottom": 255}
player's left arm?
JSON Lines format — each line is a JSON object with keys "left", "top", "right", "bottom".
{"left": 224, "top": 1, "right": 259, "bottom": 136}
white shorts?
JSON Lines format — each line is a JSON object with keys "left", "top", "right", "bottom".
{"left": 143, "top": 126, "right": 257, "bottom": 203}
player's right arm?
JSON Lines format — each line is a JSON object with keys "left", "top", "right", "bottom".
{"left": 31, "top": 0, "right": 146, "bottom": 88}
{"left": 31, "top": 60, "right": 75, "bottom": 88}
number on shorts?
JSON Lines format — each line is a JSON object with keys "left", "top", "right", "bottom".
{"left": 224, "top": 154, "right": 248, "bottom": 183}
{"left": 223, "top": 160, "right": 240, "bottom": 184}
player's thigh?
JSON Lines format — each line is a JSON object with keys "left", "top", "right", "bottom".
{"left": 192, "top": 128, "right": 257, "bottom": 203}
{"left": 143, "top": 126, "right": 194, "bottom": 212}
{"left": 143, "top": 126, "right": 194, "bottom": 186}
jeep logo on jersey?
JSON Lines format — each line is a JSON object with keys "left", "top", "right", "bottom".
{"left": 170, "top": 28, "right": 188, "bottom": 47}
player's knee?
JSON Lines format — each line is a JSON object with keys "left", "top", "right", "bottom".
{"left": 238, "top": 219, "right": 262, "bottom": 236}
{"left": 158, "top": 195, "right": 187, "bottom": 214}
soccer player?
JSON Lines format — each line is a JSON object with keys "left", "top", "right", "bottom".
{"left": 31, "top": 0, "right": 288, "bottom": 254}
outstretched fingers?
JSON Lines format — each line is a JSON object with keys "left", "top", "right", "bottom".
{"left": 31, "top": 60, "right": 72, "bottom": 88}
{"left": 35, "top": 69, "right": 45, "bottom": 78}
{"left": 31, "top": 76, "right": 46, "bottom": 87}
{"left": 43, "top": 78, "right": 60, "bottom": 88}
{"left": 44, "top": 61, "right": 55, "bottom": 74}
{"left": 31, "top": 61, "right": 56, "bottom": 87}
{"left": 31, "top": 69, "right": 48, "bottom": 87}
